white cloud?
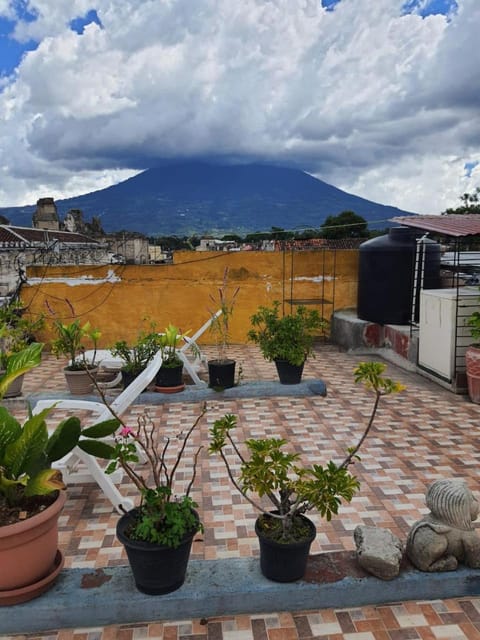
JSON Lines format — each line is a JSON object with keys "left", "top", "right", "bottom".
{"left": 0, "top": 0, "right": 479, "bottom": 214}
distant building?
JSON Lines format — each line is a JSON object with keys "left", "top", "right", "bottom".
{"left": 197, "top": 237, "right": 238, "bottom": 251}
{"left": 107, "top": 235, "right": 149, "bottom": 264}
{"left": 32, "top": 198, "right": 60, "bottom": 231}
{"left": 0, "top": 225, "right": 109, "bottom": 296}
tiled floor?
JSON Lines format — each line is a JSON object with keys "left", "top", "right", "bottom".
{"left": 4, "top": 343, "right": 480, "bottom": 639}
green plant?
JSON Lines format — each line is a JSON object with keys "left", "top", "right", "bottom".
{"left": 467, "top": 310, "right": 480, "bottom": 344}
{"left": 247, "top": 301, "right": 327, "bottom": 366}
{"left": 0, "top": 302, "right": 44, "bottom": 369}
{"left": 111, "top": 328, "right": 160, "bottom": 376}
{"left": 0, "top": 343, "right": 118, "bottom": 520}
{"left": 209, "top": 361, "right": 404, "bottom": 542}
{"left": 51, "top": 319, "right": 101, "bottom": 371}
{"left": 208, "top": 267, "right": 239, "bottom": 363}
{"left": 157, "top": 324, "right": 192, "bottom": 369}
{"left": 96, "top": 403, "right": 206, "bottom": 547}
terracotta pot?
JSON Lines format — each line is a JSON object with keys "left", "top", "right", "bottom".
{"left": 466, "top": 345, "right": 480, "bottom": 403}
{"left": 64, "top": 367, "right": 97, "bottom": 395}
{"left": 0, "top": 490, "right": 66, "bottom": 601}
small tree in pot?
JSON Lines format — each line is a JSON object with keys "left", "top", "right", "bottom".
{"left": 208, "top": 267, "right": 240, "bottom": 390}
{"left": 111, "top": 327, "right": 161, "bottom": 389}
{"left": 209, "top": 362, "right": 404, "bottom": 581}
{"left": 247, "top": 300, "right": 327, "bottom": 383}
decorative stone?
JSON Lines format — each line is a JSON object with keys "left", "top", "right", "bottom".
{"left": 354, "top": 525, "right": 403, "bottom": 580}
{"left": 406, "top": 479, "right": 480, "bottom": 572}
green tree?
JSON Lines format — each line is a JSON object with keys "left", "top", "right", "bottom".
{"left": 321, "top": 211, "right": 368, "bottom": 240}
{"left": 443, "top": 188, "right": 480, "bottom": 215}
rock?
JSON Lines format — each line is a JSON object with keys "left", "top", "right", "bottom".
{"left": 354, "top": 525, "right": 403, "bottom": 580}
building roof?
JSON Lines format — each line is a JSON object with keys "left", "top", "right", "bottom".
{"left": 390, "top": 214, "right": 480, "bottom": 238}
{"left": 0, "top": 225, "right": 99, "bottom": 245}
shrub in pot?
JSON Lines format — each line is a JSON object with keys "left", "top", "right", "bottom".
{"left": 207, "top": 267, "right": 240, "bottom": 390}
{"left": 247, "top": 301, "right": 327, "bottom": 384}
{"left": 91, "top": 404, "right": 206, "bottom": 594}
{"left": 51, "top": 319, "right": 101, "bottom": 395}
{"left": 209, "top": 362, "right": 404, "bottom": 581}
{"left": 466, "top": 309, "right": 480, "bottom": 403}
{"left": 0, "top": 343, "right": 118, "bottom": 605}
{"left": 0, "top": 301, "right": 44, "bottom": 397}
{"left": 111, "top": 327, "right": 161, "bottom": 389}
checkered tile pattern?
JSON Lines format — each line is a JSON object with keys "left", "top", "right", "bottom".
{"left": 4, "top": 344, "right": 480, "bottom": 639}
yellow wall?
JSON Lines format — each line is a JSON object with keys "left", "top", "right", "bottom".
{"left": 22, "top": 250, "right": 359, "bottom": 348}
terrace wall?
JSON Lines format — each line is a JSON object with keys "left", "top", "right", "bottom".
{"left": 21, "top": 249, "right": 359, "bottom": 347}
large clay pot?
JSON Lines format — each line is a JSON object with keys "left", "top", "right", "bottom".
{"left": 64, "top": 367, "right": 97, "bottom": 395}
{"left": 254, "top": 513, "right": 316, "bottom": 582}
{"left": 466, "top": 345, "right": 480, "bottom": 404}
{"left": 116, "top": 508, "right": 199, "bottom": 595}
{"left": 0, "top": 490, "right": 66, "bottom": 605}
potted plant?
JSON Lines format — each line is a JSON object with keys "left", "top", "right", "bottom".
{"left": 0, "top": 342, "right": 119, "bottom": 605}
{"left": 111, "top": 327, "right": 160, "bottom": 389}
{"left": 155, "top": 324, "right": 186, "bottom": 392}
{"left": 208, "top": 267, "right": 240, "bottom": 389}
{"left": 51, "top": 319, "right": 101, "bottom": 395}
{"left": 0, "top": 302, "right": 44, "bottom": 397}
{"left": 466, "top": 309, "right": 480, "bottom": 403}
{"left": 91, "top": 403, "right": 206, "bottom": 594}
{"left": 209, "top": 361, "right": 404, "bottom": 582}
{"left": 247, "top": 301, "right": 327, "bottom": 384}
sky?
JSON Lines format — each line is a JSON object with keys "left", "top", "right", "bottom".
{"left": 0, "top": 0, "right": 478, "bottom": 215}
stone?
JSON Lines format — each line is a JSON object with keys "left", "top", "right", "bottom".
{"left": 406, "top": 478, "right": 480, "bottom": 572}
{"left": 354, "top": 525, "right": 403, "bottom": 580}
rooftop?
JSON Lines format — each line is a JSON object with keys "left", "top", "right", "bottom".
{"left": 3, "top": 343, "right": 480, "bottom": 639}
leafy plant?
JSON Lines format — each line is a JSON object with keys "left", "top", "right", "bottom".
{"left": 51, "top": 319, "right": 101, "bottom": 371}
{"left": 209, "top": 361, "right": 404, "bottom": 542}
{"left": 247, "top": 300, "right": 327, "bottom": 366}
{"left": 0, "top": 302, "right": 44, "bottom": 369}
{"left": 208, "top": 267, "right": 239, "bottom": 363}
{"left": 111, "top": 327, "right": 160, "bottom": 376}
{"left": 94, "top": 402, "right": 206, "bottom": 547}
{"left": 0, "top": 343, "right": 119, "bottom": 512}
{"left": 157, "top": 324, "right": 192, "bottom": 369}
{"left": 467, "top": 310, "right": 480, "bottom": 344}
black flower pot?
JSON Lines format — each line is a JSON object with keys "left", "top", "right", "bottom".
{"left": 255, "top": 513, "right": 316, "bottom": 582}
{"left": 274, "top": 359, "right": 305, "bottom": 385}
{"left": 155, "top": 362, "right": 184, "bottom": 388}
{"left": 116, "top": 508, "right": 199, "bottom": 595}
{"left": 208, "top": 359, "right": 236, "bottom": 390}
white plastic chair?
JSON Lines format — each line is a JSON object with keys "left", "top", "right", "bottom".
{"left": 32, "top": 350, "right": 163, "bottom": 514}
{"left": 178, "top": 309, "right": 222, "bottom": 386}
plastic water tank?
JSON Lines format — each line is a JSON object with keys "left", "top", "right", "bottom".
{"left": 357, "top": 226, "right": 440, "bottom": 325}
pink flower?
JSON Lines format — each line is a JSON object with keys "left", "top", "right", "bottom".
{"left": 120, "top": 426, "right": 134, "bottom": 437}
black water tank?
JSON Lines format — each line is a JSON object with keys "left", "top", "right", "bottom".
{"left": 357, "top": 226, "right": 441, "bottom": 325}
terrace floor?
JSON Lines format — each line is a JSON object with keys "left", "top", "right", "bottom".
{"left": 4, "top": 343, "right": 480, "bottom": 640}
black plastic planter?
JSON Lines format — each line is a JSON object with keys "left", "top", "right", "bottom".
{"left": 116, "top": 509, "right": 199, "bottom": 595}
{"left": 274, "top": 359, "right": 305, "bottom": 384}
{"left": 155, "top": 362, "right": 184, "bottom": 388}
{"left": 255, "top": 514, "right": 316, "bottom": 582}
{"left": 208, "top": 359, "right": 236, "bottom": 390}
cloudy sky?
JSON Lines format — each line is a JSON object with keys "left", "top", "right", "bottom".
{"left": 0, "top": 0, "right": 478, "bottom": 214}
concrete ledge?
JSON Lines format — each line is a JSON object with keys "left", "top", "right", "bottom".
{"left": 2, "top": 553, "right": 480, "bottom": 634}
{"left": 26, "top": 379, "right": 328, "bottom": 407}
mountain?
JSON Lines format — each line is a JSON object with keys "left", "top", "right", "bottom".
{"left": 0, "top": 162, "right": 416, "bottom": 236}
